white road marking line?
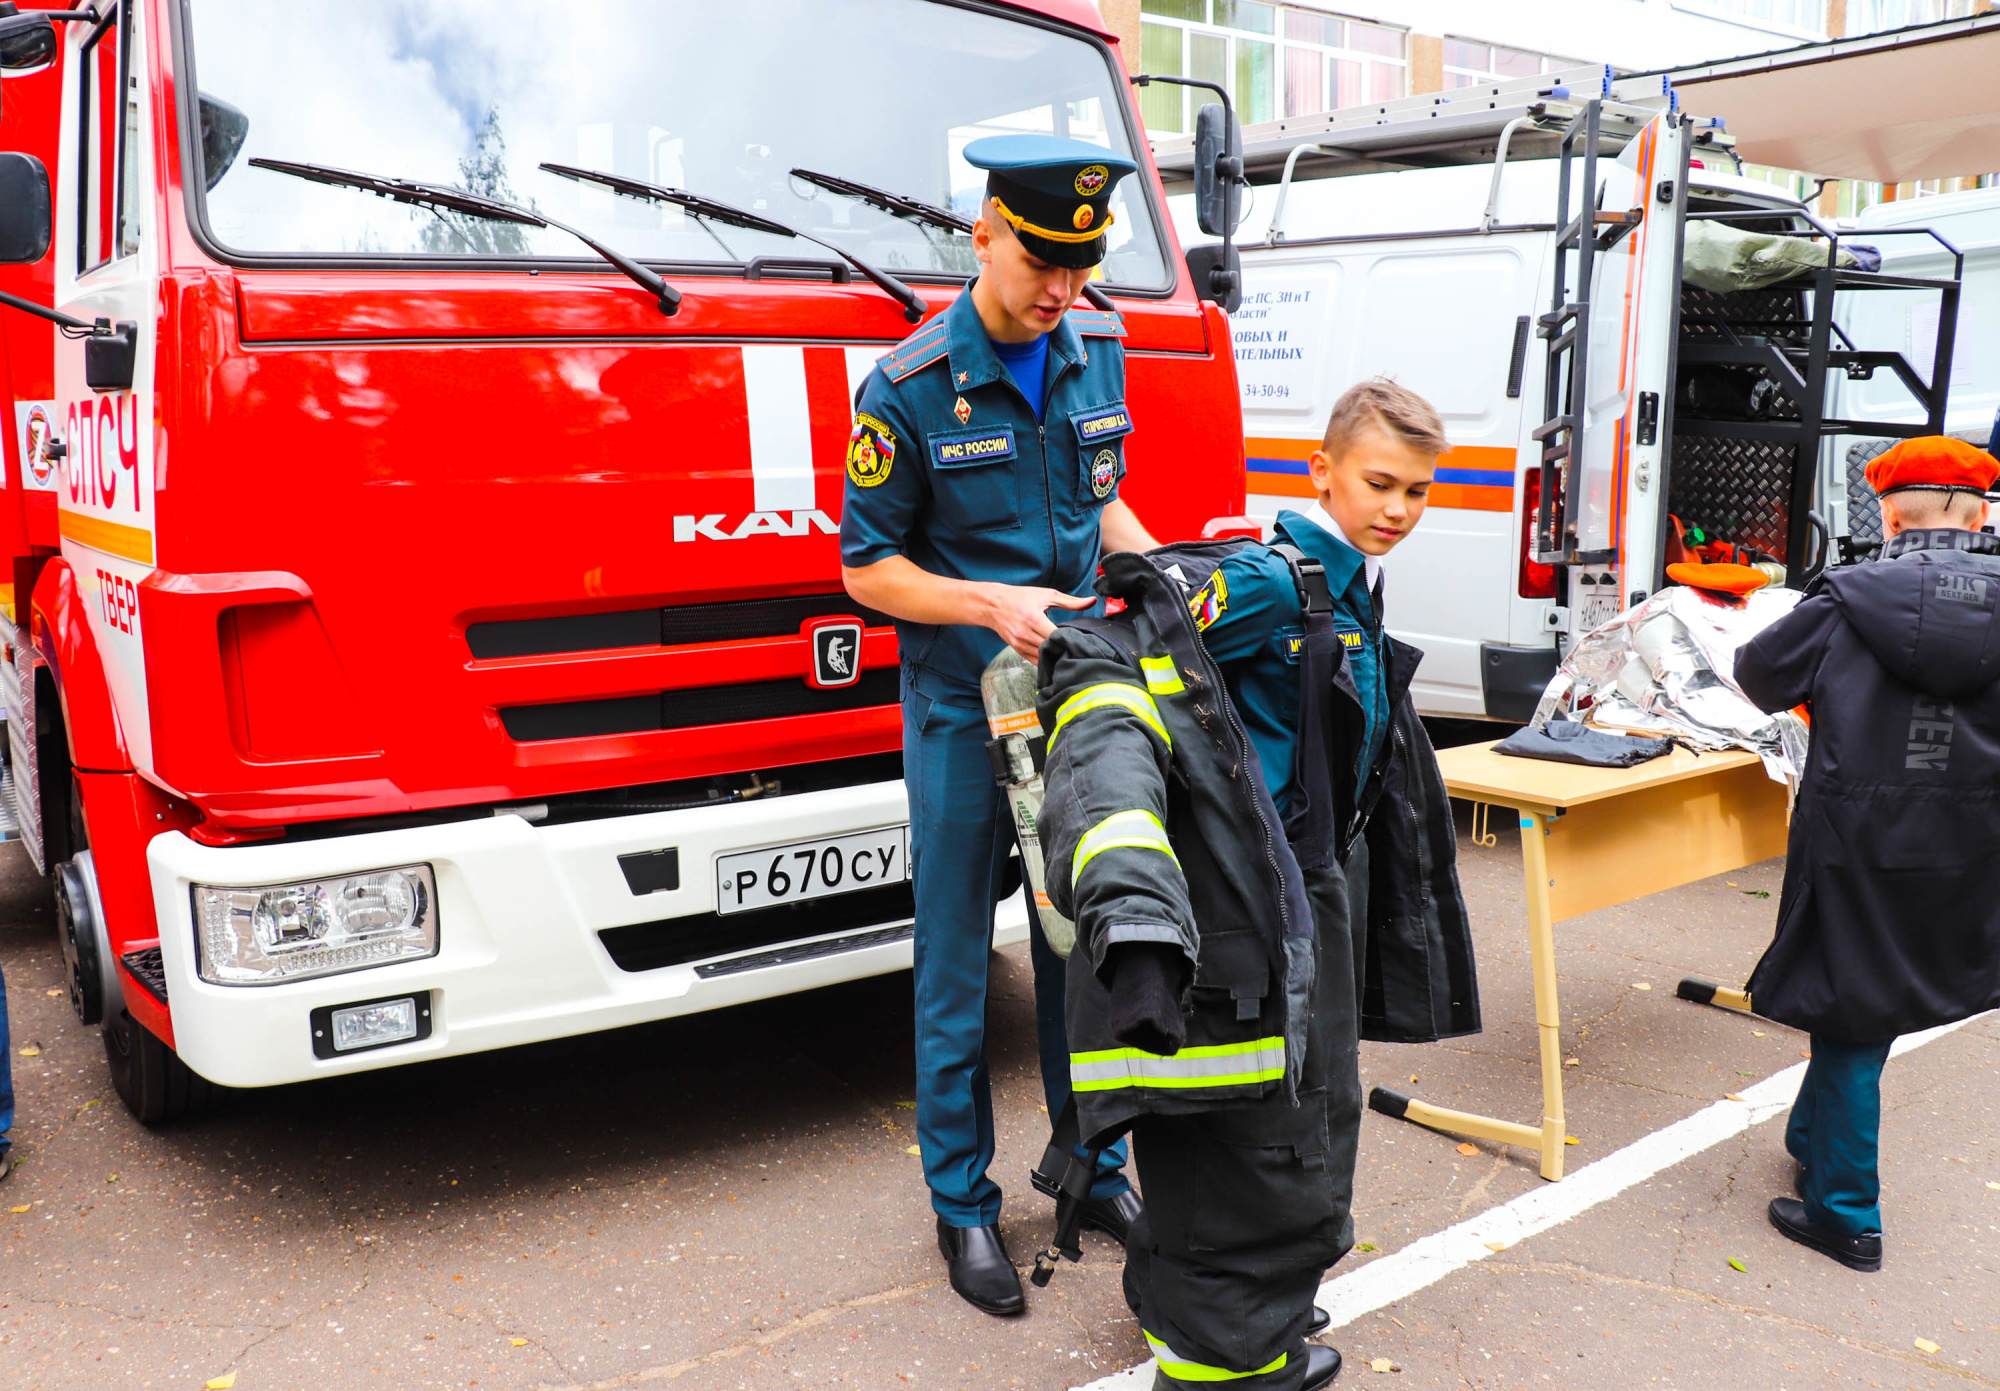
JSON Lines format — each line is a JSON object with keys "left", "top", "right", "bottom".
{"left": 741, "top": 345, "right": 816, "bottom": 513}
{"left": 1070, "top": 1013, "right": 1988, "bottom": 1391}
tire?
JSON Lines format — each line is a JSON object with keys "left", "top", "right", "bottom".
{"left": 103, "top": 1009, "right": 214, "bottom": 1125}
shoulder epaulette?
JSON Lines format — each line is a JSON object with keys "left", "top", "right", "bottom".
{"left": 881, "top": 317, "right": 952, "bottom": 383}
{"left": 1067, "top": 308, "right": 1126, "bottom": 338}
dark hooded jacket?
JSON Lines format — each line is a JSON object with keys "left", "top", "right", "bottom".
{"left": 1735, "top": 528, "right": 2000, "bottom": 1041}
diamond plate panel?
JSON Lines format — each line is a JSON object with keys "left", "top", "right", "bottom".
{"left": 1666, "top": 434, "right": 1798, "bottom": 560}
{"left": 1845, "top": 438, "right": 1892, "bottom": 546}
{"left": 1678, "top": 284, "right": 1809, "bottom": 344}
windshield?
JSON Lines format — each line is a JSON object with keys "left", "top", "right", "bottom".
{"left": 181, "top": 0, "right": 1172, "bottom": 289}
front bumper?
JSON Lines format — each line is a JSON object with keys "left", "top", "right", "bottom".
{"left": 147, "top": 779, "right": 1026, "bottom": 1088}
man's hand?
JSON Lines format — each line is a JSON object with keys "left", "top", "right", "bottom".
{"left": 844, "top": 556, "right": 1095, "bottom": 663}
{"left": 982, "top": 583, "right": 1095, "bottom": 662}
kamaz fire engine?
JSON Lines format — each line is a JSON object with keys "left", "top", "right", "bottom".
{"left": 0, "top": 0, "right": 1248, "bottom": 1121}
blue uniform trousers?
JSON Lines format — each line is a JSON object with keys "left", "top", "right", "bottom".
{"left": 0, "top": 951, "right": 13, "bottom": 1157}
{"left": 903, "top": 679, "right": 1128, "bottom": 1227}
{"left": 1785, "top": 1034, "right": 1894, "bottom": 1237}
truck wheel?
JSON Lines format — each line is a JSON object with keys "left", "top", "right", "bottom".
{"left": 103, "top": 1009, "right": 213, "bottom": 1125}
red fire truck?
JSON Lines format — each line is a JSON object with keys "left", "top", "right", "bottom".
{"left": 0, "top": 0, "right": 1247, "bottom": 1121}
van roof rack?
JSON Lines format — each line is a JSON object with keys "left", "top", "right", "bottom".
{"left": 1150, "top": 65, "right": 1703, "bottom": 187}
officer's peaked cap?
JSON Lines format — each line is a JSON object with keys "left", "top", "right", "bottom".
{"left": 964, "top": 134, "right": 1139, "bottom": 269}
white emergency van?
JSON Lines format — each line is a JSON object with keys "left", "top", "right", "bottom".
{"left": 1157, "top": 69, "right": 1962, "bottom": 720}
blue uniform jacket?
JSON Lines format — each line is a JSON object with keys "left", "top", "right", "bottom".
{"left": 1190, "top": 510, "right": 1391, "bottom": 816}
{"left": 840, "top": 285, "right": 1133, "bottom": 703}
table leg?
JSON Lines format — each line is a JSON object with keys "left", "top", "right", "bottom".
{"left": 1520, "top": 810, "right": 1567, "bottom": 1181}
{"left": 1367, "top": 808, "right": 1569, "bottom": 1180}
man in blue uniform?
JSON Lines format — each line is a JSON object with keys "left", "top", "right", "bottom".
{"left": 841, "top": 134, "right": 1159, "bottom": 1315}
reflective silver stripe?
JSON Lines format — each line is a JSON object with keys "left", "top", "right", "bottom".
{"left": 1070, "top": 1037, "right": 1285, "bottom": 1093}
{"left": 1145, "top": 1330, "right": 1288, "bottom": 1382}
{"left": 1071, "top": 809, "right": 1178, "bottom": 888}
{"left": 1050, "top": 682, "right": 1171, "bottom": 752}
{"left": 1140, "top": 655, "right": 1186, "bottom": 695}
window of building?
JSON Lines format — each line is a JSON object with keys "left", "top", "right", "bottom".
{"left": 1439, "top": 38, "right": 1581, "bottom": 89}
{"left": 1670, "top": 0, "right": 1828, "bottom": 38}
{"left": 1137, "top": 0, "right": 1405, "bottom": 133}
{"left": 1845, "top": 0, "right": 1983, "bottom": 33}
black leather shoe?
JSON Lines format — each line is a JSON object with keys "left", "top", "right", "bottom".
{"left": 1302, "top": 1343, "right": 1344, "bottom": 1388}
{"left": 1307, "top": 1305, "right": 1332, "bottom": 1337}
{"left": 937, "top": 1219, "right": 1026, "bottom": 1315}
{"left": 1768, "top": 1197, "right": 1881, "bottom": 1272}
{"left": 1082, "top": 1189, "right": 1144, "bottom": 1244}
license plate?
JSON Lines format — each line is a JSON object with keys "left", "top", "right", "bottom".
{"left": 714, "top": 825, "right": 910, "bottom": 915}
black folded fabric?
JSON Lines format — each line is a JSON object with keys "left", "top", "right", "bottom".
{"left": 1493, "top": 719, "right": 1675, "bottom": 768}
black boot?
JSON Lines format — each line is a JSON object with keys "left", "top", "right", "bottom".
{"left": 1767, "top": 1197, "right": 1882, "bottom": 1273}
{"left": 937, "top": 1218, "right": 1026, "bottom": 1315}
{"left": 1302, "top": 1343, "right": 1343, "bottom": 1388}
{"left": 1082, "top": 1188, "right": 1144, "bottom": 1244}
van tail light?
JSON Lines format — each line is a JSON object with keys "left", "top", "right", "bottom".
{"left": 1518, "top": 470, "right": 1558, "bottom": 599}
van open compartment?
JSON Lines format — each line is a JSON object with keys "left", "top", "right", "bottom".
{"left": 1658, "top": 210, "right": 1964, "bottom": 586}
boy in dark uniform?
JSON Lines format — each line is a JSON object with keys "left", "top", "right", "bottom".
{"left": 1039, "top": 379, "right": 1480, "bottom": 1388}
{"left": 1735, "top": 435, "right": 2000, "bottom": 1272}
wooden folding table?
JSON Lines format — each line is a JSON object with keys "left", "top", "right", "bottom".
{"left": 1367, "top": 739, "right": 1790, "bottom": 1180}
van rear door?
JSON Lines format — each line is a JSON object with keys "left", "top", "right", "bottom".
{"left": 1536, "top": 108, "right": 1685, "bottom": 638}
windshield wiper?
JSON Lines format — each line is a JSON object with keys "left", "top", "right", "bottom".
{"left": 247, "top": 158, "right": 681, "bottom": 316}
{"left": 787, "top": 167, "right": 973, "bottom": 235}
{"left": 539, "top": 162, "right": 926, "bottom": 324}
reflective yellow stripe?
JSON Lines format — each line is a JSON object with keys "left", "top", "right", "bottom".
{"left": 1139, "top": 655, "right": 1186, "bottom": 695}
{"left": 1049, "top": 682, "right": 1170, "bottom": 752}
{"left": 1071, "top": 809, "right": 1178, "bottom": 888}
{"left": 1071, "top": 1036, "right": 1285, "bottom": 1092}
{"left": 1145, "top": 1331, "right": 1287, "bottom": 1382}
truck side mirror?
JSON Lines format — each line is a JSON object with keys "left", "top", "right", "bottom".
{"left": 1193, "top": 102, "right": 1241, "bottom": 238}
{"left": 200, "top": 93, "right": 250, "bottom": 191}
{"left": 85, "top": 321, "right": 137, "bottom": 393}
{"left": 1185, "top": 242, "right": 1241, "bottom": 315}
{"left": 0, "top": 152, "right": 51, "bottom": 264}
{"left": 0, "top": 9, "right": 57, "bottom": 73}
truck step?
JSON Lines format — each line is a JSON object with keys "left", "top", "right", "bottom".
{"left": 0, "top": 763, "right": 21, "bottom": 844}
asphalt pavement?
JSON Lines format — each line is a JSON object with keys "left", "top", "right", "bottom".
{"left": 1, "top": 804, "right": 1995, "bottom": 1390}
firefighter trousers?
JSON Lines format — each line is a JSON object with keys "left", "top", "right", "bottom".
{"left": 1123, "top": 854, "right": 1365, "bottom": 1388}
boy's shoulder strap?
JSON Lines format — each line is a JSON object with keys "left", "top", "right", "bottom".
{"left": 1265, "top": 542, "right": 1335, "bottom": 616}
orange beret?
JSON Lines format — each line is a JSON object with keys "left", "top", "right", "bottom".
{"left": 1666, "top": 561, "right": 1770, "bottom": 597}
{"left": 1864, "top": 435, "right": 1999, "bottom": 497}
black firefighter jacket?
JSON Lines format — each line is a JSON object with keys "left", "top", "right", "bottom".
{"left": 1037, "top": 543, "right": 1480, "bottom": 1144}
{"left": 1735, "top": 527, "right": 2000, "bottom": 1042}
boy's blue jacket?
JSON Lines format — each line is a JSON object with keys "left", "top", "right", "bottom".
{"left": 1037, "top": 541, "right": 1480, "bottom": 1143}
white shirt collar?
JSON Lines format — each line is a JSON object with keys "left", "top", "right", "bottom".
{"left": 1289, "top": 500, "right": 1382, "bottom": 590}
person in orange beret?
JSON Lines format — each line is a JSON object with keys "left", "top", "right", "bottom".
{"left": 1731, "top": 435, "right": 2000, "bottom": 1273}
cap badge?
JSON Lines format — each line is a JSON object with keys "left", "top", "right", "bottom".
{"left": 1075, "top": 165, "right": 1109, "bottom": 196}
{"left": 954, "top": 396, "right": 972, "bottom": 425}
{"left": 1073, "top": 205, "right": 1094, "bottom": 231}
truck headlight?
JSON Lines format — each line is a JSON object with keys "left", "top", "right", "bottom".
{"left": 193, "top": 866, "right": 438, "bottom": 985}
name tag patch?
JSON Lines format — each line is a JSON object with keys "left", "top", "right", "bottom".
{"left": 1280, "top": 626, "right": 1304, "bottom": 664}
{"left": 1336, "top": 626, "right": 1365, "bottom": 652}
{"left": 931, "top": 427, "right": 1017, "bottom": 467}
{"left": 1074, "top": 404, "right": 1133, "bottom": 442}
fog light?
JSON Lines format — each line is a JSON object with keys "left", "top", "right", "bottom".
{"left": 333, "top": 997, "right": 417, "bottom": 1051}
{"left": 310, "top": 992, "right": 433, "bottom": 1060}
{"left": 193, "top": 865, "right": 437, "bottom": 984}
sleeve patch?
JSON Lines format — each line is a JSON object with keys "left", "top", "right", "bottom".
{"left": 847, "top": 414, "right": 898, "bottom": 487}
{"left": 1190, "top": 567, "right": 1229, "bottom": 631}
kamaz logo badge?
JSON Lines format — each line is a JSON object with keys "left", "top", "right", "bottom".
{"left": 805, "top": 617, "right": 865, "bottom": 689}
{"left": 672, "top": 510, "right": 839, "bottom": 542}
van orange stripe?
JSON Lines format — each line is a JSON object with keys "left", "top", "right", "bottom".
{"left": 59, "top": 510, "right": 155, "bottom": 565}
{"left": 1247, "top": 442, "right": 1519, "bottom": 511}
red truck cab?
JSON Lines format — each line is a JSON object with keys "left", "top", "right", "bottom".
{"left": 0, "top": 0, "right": 1247, "bottom": 1119}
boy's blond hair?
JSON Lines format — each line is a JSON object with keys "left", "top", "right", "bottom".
{"left": 1321, "top": 377, "right": 1447, "bottom": 460}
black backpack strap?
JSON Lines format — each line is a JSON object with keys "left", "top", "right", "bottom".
{"left": 1267, "top": 542, "right": 1334, "bottom": 616}
{"left": 1028, "top": 1096, "right": 1102, "bottom": 1287}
